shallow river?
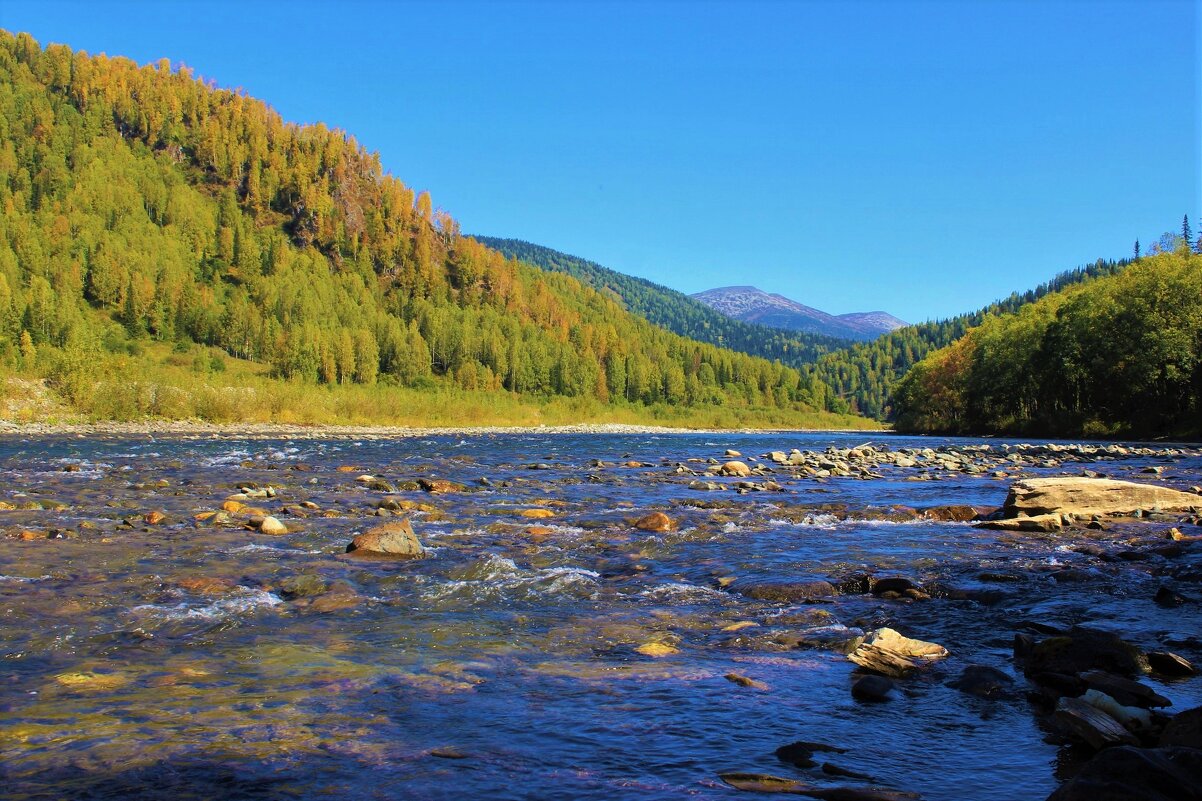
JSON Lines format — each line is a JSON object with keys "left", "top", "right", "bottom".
{"left": 1, "top": 431, "right": 1200, "bottom": 800}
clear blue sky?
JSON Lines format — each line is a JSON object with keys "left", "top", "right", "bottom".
{"left": 1, "top": 0, "right": 1198, "bottom": 323}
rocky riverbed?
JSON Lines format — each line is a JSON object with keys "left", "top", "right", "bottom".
{"left": 0, "top": 432, "right": 1200, "bottom": 800}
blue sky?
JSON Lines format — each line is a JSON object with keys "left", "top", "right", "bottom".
{"left": 1, "top": 0, "right": 1198, "bottom": 323}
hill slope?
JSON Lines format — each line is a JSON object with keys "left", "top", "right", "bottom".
{"left": 807, "top": 257, "right": 1132, "bottom": 418}
{"left": 0, "top": 30, "right": 868, "bottom": 428}
{"left": 892, "top": 251, "right": 1202, "bottom": 438}
{"left": 476, "top": 238, "right": 852, "bottom": 367}
{"left": 691, "top": 285, "right": 905, "bottom": 340}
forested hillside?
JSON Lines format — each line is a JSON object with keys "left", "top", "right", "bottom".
{"left": 891, "top": 251, "right": 1201, "bottom": 438}
{"left": 809, "top": 257, "right": 1131, "bottom": 417}
{"left": 0, "top": 31, "right": 866, "bottom": 426}
{"left": 476, "top": 237, "right": 851, "bottom": 366}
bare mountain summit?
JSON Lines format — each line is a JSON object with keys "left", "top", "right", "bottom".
{"left": 691, "top": 286, "right": 906, "bottom": 341}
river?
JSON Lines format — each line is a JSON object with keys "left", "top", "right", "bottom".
{"left": 1, "top": 431, "right": 1199, "bottom": 800}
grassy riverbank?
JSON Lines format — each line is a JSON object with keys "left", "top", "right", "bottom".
{"left": 0, "top": 342, "right": 879, "bottom": 432}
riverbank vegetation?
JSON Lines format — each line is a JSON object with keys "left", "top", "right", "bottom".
{"left": 0, "top": 31, "right": 864, "bottom": 429}
{"left": 806, "top": 258, "right": 1133, "bottom": 418}
{"left": 891, "top": 250, "right": 1202, "bottom": 439}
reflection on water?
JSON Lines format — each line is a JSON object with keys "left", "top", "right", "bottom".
{"left": 0, "top": 431, "right": 1199, "bottom": 800}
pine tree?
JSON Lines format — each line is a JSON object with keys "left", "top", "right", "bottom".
{"left": 1184, "top": 215, "right": 1193, "bottom": 251}
{"left": 1134, "top": 239, "right": 1140, "bottom": 260}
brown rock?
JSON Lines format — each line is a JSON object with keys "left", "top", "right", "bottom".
{"left": 347, "top": 518, "right": 425, "bottom": 559}
{"left": 724, "top": 672, "right": 769, "bottom": 690}
{"left": 976, "top": 513, "right": 1064, "bottom": 532}
{"left": 307, "top": 591, "right": 363, "bottom": 613}
{"left": 177, "top": 576, "right": 235, "bottom": 595}
{"left": 144, "top": 511, "right": 166, "bottom": 525}
{"left": 418, "top": 478, "right": 465, "bottom": 494}
{"left": 736, "top": 580, "right": 837, "bottom": 602}
{"left": 923, "top": 504, "right": 980, "bottom": 522}
{"left": 719, "top": 460, "right": 752, "bottom": 477}
{"left": 1003, "top": 477, "right": 1201, "bottom": 519}
{"left": 633, "top": 512, "right": 676, "bottom": 532}
{"left": 258, "top": 516, "right": 289, "bottom": 536}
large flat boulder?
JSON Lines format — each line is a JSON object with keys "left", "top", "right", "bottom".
{"left": 1003, "top": 477, "right": 1200, "bottom": 519}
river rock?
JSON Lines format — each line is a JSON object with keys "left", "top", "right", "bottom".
{"left": 719, "top": 460, "right": 752, "bottom": 477}
{"left": 689, "top": 480, "right": 724, "bottom": 491}
{"left": 1080, "top": 670, "right": 1170, "bottom": 708}
{"left": 1149, "top": 651, "right": 1197, "bottom": 677}
{"left": 1025, "top": 627, "right": 1149, "bottom": 677}
{"left": 418, "top": 478, "right": 465, "bottom": 494}
{"left": 359, "top": 477, "right": 396, "bottom": 493}
{"left": 923, "top": 504, "right": 979, "bottom": 522}
{"left": 1003, "top": 477, "right": 1201, "bottom": 519}
{"left": 1161, "top": 706, "right": 1202, "bottom": 749}
{"left": 259, "top": 515, "right": 288, "bottom": 536}
{"left": 949, "top": 664, "right": 1014, "bottom": 698}
{"left": 1053, "top": 696, "right": 1139, "bottom": 749}
{"left": 870, "top": 576, "right": 916, "bottom": 595}
{"left": 848, "top": 627, "right": 948, "bottom": 677}
{"left": 736, "top": 580, "right": 837, "bottom": 602}
{"left": 852, "top": 674, "right": 895, "bottom": 701}
{"left": 346, "top": 519, "right": 425, "bottom": 559}
{"left": 976, "top": 513, "right": 1064, "bottom": 533}
{"left": 1045, "top": 746, "right": 1202, "bottom": 801}
{"left": 633, "top": 512, "right": 676, "bottom": 532}
{"left": 724, "top": 672, "right": 769, "bottom": 690}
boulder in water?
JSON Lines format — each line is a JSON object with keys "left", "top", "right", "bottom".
{"left": 1003, "top": 477, "right": 1201, "bottom": 519}
{"left": 848, "top": 627, "right": 948, "bottom": 677}
{"left": 736, "top": 580, "right": 837, "bottom": 602}
{"left": 633, "top": 512, "right": 676, "bottom": 532}
{"left": 1025, "top": 627, "right": 1148, "bottom": 677}
{"left": 1045, "top": 746, "right": 1202, "bottom": 801}
{"left": 346, "top": 519, "right": 425, "bottom": 559}
{"left": 719, "top": 460, "right": 753, "bottom": 477}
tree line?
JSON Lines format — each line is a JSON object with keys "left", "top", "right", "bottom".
{"left": 891, "top": 250, "right": 1201, "bottom": 438}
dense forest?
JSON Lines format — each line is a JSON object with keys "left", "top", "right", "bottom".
{"left": 0, "top": 31, "right": 858, "bottom": 424}
{"left": 477, "top": 237, "right": 851, "bottom": 366}
{"left": 891, "top": 250, "right": 1202, "bottom": 438}
{"left": 808, "top": 257, "right": 1134, "bottom": 418}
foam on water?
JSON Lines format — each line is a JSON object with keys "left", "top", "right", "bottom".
{"left": 638, "top": 581, "right": 726, "bottom": 602}
{"left": 129, "top": 588, "right": 283, "bottom": 621}
{"left": 424, "top": 554, "right": 600, "bottom": 604}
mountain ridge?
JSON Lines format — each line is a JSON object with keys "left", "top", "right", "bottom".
{"left": 691, "top": 285, "right": 906, "bottom": 341}
{"left": 475, "top": 238, "right": 854, "bottom": 369}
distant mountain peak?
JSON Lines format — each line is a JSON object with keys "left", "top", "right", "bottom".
{"left": 691, "top": 286, "right": 906, "bottom": 341}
